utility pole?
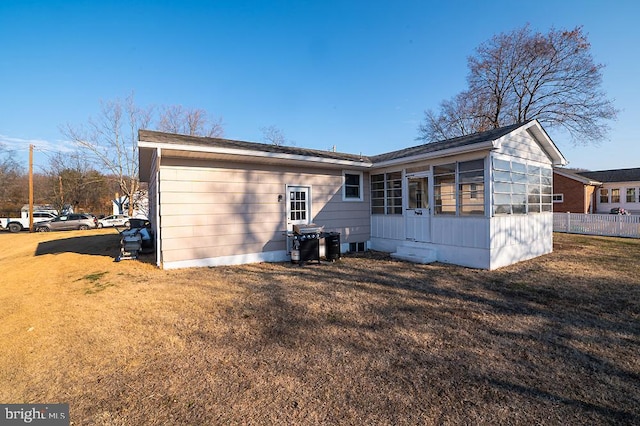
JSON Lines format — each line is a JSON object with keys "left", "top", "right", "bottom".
{"left": 28, "top": 144, "right": 34, "bottom": 232}
{"left": 59, "top": 175, "right": 64, "bottom": 209}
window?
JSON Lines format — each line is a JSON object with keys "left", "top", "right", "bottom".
{"left": 553, "top": 194, "right": 564, "bottom": 203}
{"left": 349, "top": 242, "right": 366, "bottom": 252}
{"left": 540, "top": 167, "right": 553, "bottom": 212}
{"left": 627, "top": 188, "right": 637, "bottom": 203}
{"left": 458, "top": 159, "right": 485, "bottom": 215}
{"left": 599, "top": 188, "right": 609, "bottom": 203}
{"left": 492, "top": 158, "right": 552, "bottom": 215}
{"left": 343, "top": 171, "right": 363, "bottom": 201}
{"left": 611, "top": 188, "right": 620, "bottom": 203}
{"left": 434, "top": 163, "right": 456, "bottom": 215}
{"left": 370, "top": 172, "right": 402, "bottom": 215}
{"left": 433, "top": 160, "right": 485, "bottom": 215}
{"left": 371, "top": 174, "right": 385, "bottom": 214}
{"left": 408, "top": 176, "right": 428, "bottom": 209}
{"left": 386, "top": 172, "right": 403, "bottom": 214}
{"left": 289, "top": 188, "right": 308, "bottom": 221}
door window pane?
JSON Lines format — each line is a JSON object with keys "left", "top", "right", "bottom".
{"left": 408, "top": 177, "right": 428, "bottom": 209}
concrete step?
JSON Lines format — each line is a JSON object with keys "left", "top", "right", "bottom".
{"left": 391, "top": 245, "right": 437, "bottom": 264}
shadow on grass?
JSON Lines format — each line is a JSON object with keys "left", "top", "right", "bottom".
{"left": 35, "top": 233, "right": 121, "bottom": 257}
{"left": 217, "top": 250, "right": 640, "bottom": 423}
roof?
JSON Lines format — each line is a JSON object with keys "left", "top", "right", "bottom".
{"left": 553, "top": 168, "right": 602, "bottom": 185}
{"left": 370, "top": 122, "right": 526, "bottom": 163}
{"left": 138, "top": 120, "right": 567, "bottom": 181}
{"left": 577, "top": 168, "right": 640, "bottom": 183}
{"left": 139, "top": 130, "right": 368, "bottom": 164}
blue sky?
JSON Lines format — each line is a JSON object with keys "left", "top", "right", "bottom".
{"left": 1, "top": 0, "right": 638, "bottom": 172}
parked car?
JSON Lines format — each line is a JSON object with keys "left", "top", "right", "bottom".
{"left": 610, "top": 207, "right": 630, "bottom": 215}
{"left": 35, "top": 214, "right": 98, "bottom": 232}
{"left": 0, "top": 210, "right": 58, "bottom": 233}
{"left": 97, "top": 214, "right": 130, "bottom": 228}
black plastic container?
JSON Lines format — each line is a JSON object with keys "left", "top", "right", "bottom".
{"left": 325, "top": 232, "right": 341, "bottom": 261}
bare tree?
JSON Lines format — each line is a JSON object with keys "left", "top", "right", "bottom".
{"left": 418, "top": 91, "right": 493, "bottom": 141}
{"left": 158, "top": 105, "right": 224, "bottom": 137}
{"left": 61, "top": 93, "right": 152, "bottom": 216}
{"left": 43, "top": 151, "right": 112, "bottom": 214}
{"left": 0, "top": 144, "right": 26, "bottom": 213}
{"left": 260, "top": 125, "right": 289, "bottom": 146}
{"left": 418, "top": 25, "right": 618, "bottom": 144}
{"left": 62, "top": 94, "right": 225, "bottom": 216}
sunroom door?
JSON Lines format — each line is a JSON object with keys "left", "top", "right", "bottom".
{"left": 405, "top": 175, "right": 431, "bottom": 242}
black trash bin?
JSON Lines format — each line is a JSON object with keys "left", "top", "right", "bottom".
{"left": 325, "top": 232, "right": 341, "bottom": 261}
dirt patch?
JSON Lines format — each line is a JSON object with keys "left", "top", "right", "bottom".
{"left": 0, "top": 230, "right": 638, "bottom": 424}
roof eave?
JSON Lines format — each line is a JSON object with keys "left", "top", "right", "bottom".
{"left": 138, "top": 140, "right": 372, "bottom": 169}
{"left": 371, "top": 140, "right": 496, "bottom": 169}
{"left": 553, "top": 168, "right": 602, "bottom": 185}
{"left": 521, "top": 120, "right": 568, "bottom": 166}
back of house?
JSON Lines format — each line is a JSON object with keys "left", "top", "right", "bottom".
{"left": 138, "top": 119, "right": 566, "bottom": 270}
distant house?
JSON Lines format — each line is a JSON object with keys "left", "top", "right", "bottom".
{"left": 112, "top": 190, "right": 149, "bottom": 218}
{"left": 577, "top": 168, "right": 640, "bottom": 214}
{"left": 138, "top": 120, "right": 567, "bottom": 270}
{"left": 552, "top": 168, "right": 601, "bottom": 213}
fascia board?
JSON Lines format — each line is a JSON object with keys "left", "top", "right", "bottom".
{"left": 523, "top": 120, "right": 568, "bottom": 166}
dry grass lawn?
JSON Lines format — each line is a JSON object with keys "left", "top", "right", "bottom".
{"left": 0, "top": 229, "right": 638, "bottom": 425}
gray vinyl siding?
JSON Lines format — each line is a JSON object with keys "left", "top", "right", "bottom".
{"left": 158, "top": 157, "right": 370, "bottom": 264}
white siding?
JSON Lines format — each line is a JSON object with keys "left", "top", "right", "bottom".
{"left": 489, "top": 213, "right": 553, "bottom": 269}
{"left": 431, "top": 216, "right": 489, "bottom": 248}
{"left": 371, "top": 129, "right": 557, "bottom": 269}
{"left": 594, "top": 181, "right": 640, "bottom": 214}
{"left": 370, "top": 215, "right": 404, "bottom": 240}
{"left": 498, "top": 129, "right": 552, "bottom": 164}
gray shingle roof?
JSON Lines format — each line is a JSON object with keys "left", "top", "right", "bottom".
{"left": 553, "top": 168, "right": 602, "bottom": 185}
{"left": 140, "top": 121, "right": 538, "bottom": 166}
{"left": 578, "top": 168, "right": 640, "bottom": 183}
{"left": 138, "top": 130, "right": 370, "bottom": 164}
{"left": 369, "top": 122, "right": 528, "bottom": 163}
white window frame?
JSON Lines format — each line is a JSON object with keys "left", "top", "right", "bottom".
{"left": 626, "top": 188, "right": 637, "bottom": 203}
{"left": 599, "top": 188, "right": 609, "bottom": 203}
{"left": 342, "top": 171, "right": 364, "bottom": 201}
{"left": 553, "top": 194, "right": 564, "bottom": 203}
{"left": 285, "top": 185, "right": 312, "bottom": 230}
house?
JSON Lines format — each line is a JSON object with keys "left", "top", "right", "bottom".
{"left": 552, "top": 168, "right": 601, "bottom": 213}
{"left": 576, "top": 168, "right": 640, "bottom": 214}
{"left": 138, "top": 119, "right": 567, "bottom": 270}
{"left": 112, "top": 190, "right": 149, "bottom": 218}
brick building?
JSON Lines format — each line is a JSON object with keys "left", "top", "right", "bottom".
{"left": 553, "top": 168, "right": 601, "bottom": 214}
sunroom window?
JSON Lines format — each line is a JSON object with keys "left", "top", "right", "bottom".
{"left": 434, "top": 160, "right": 485, "bottom": 215}
{"left": 458, "top": 159, "right": 485, "bottom": 215}
{"left": 434, "top": 163, "right": 456, "bottom": 215}
{"left": 370, "top": 172, "right": 402, "bottom": 215}
{"left": 492, "top": 158, "right": 552, "bottom": 215}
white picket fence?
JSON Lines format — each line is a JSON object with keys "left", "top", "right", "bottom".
{"left": 553, "top": 213, "right": 640, "bottom": 238}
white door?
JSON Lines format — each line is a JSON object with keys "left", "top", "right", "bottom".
{"left": 286, "top": 186, "right": 311, "bottom": 231}
{"left": 405, "top": 175, "right": 431, "bottom": 242}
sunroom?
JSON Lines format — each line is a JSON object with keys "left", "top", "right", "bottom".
{"left": 368, "top": 120, "right": 567, "bottom": 270}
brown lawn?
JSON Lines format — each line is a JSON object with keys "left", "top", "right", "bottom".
{"left": 0, "top": 229, "right": 638, "bottom": 425}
